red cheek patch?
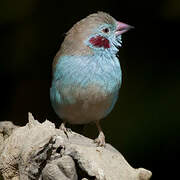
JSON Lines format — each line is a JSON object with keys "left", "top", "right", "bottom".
{"left": 89, "top": 36, "right": 110, "bottom": 49}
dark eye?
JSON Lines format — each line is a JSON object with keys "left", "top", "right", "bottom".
{"left": 102, "top": 28, "right": 109, "bottom": 33}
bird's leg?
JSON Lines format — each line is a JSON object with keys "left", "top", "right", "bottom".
{"left": 59, "top": 122, "right": 72, "bottom": 138}
{"left": 94, "top": 120, "right": 106, "bottom": 147}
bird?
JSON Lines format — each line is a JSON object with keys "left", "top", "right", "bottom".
{"left": 50, "top": 11, "right": 132, "bottom": 146}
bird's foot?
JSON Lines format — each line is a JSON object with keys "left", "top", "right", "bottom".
{"left": 59, "top": 122, "right": 72, "bottom": 138}
{"left": 94, "top": 131, "right": 106, "bottom": 147}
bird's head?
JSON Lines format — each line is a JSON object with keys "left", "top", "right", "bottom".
{"left": 59, "top": 12, "right": 133, "bottom": 56}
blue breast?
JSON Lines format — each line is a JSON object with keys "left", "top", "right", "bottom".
{"left": 50, "top": 53, "right": 122, "bottom": 119}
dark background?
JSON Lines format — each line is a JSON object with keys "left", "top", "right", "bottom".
{"left": 0, "top": 0, "right": 179, "bottom": 179}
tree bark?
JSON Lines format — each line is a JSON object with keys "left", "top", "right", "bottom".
{"left": 0, "top": 113, "right": 152, "bottom": 180}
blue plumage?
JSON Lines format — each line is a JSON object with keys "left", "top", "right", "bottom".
{"left": 50, "top": 12, "right": 132, "bottom": 146}
{"left": 50, "top": 53, "right": 122, "bottom": 122}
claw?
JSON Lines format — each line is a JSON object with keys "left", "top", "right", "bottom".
{"left": 94, "top": 131, "right": 106, "bottom": 147}
{"left": 94, "top": 121, "right": 106, "bottom": 147}
{"left": 59, "top": 122, "right": 72, "bottom": 138}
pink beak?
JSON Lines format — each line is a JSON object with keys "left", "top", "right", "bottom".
{"left": 115, "top": 21, "right": 134, "bottom": 36}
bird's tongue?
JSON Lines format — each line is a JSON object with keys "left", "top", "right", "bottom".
{"left": 115, "top": 21, "right": 134, "bottom": 35}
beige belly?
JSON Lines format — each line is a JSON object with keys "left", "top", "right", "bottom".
{"left": 56, "top": 84, "right": 115, "bottom": 124}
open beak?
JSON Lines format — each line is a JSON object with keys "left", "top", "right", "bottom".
{"left": 115, "top": 21, "right": 134, "bottom": 36}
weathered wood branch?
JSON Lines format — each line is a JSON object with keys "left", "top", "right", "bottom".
{"left": 0, "top": 113, "right": 152, "bottom": 180}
